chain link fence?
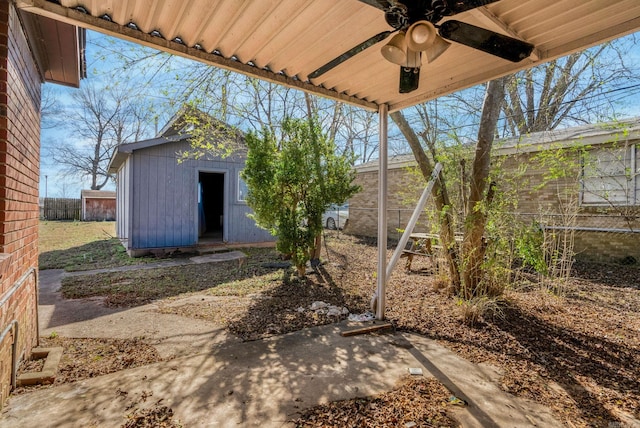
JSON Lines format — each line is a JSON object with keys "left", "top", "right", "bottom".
{"left": 346, "top": 207, "right": 640, "bottom": 265}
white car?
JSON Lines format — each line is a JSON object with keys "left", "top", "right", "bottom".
{"left": 322, "top": 203, "right": 349, "bottom": 230}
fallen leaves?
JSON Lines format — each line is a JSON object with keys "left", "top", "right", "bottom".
{"left": 14, "top": 337, "right": 162, "bottom": 394}
{"left": 30, "top": 232, "right": 640, "bottom": 427}
{"left": 294, "top": 377, "right": 459, "bottom": 427}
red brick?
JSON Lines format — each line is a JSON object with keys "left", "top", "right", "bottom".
{"left": 0, "top": 2, "right": 41, "bottom": 408}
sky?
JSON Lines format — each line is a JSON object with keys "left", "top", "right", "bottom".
{"left": 39, "top": 30, "right": 640, "bottom": 198}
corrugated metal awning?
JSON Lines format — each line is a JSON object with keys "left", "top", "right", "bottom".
{"left": 15, "top": 0, "right": 640, "bottom": 111}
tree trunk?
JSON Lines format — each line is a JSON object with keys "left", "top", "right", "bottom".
{"left": 390, "top": 111, "right": 461, "bottom": 290}
{"left": 461, "top": 77, "right": 507, "bottom": 298}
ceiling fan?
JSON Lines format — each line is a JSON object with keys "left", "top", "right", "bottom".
{"left": 308, "top": 0, "right": 534, "bottom": 93}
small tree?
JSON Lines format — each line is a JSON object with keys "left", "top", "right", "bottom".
{"left": 242, "top": 117, "right": 359, "bottom": 276}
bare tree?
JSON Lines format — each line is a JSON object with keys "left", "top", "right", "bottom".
{"left": 460, "top": 77, "right": 506, "bottom": 297}
{"left": 41, "top": 85, "right": 63, "bottom": 129}
{"left": 390, "top": 110, "right": 461, "bottom": 288}
{"left": 503, "top": 43, "right": 636, "bottom": 135}
{"left": 51, "top": 82, "right": 153, "bottom": 189}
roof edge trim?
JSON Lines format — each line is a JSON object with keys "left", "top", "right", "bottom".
{"left": 16, "top": 0, "right": 379, "bottom": 112}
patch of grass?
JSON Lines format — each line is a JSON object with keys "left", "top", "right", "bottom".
{"left": 61, "top": 247, "right": 283, "bottom": 306}
{"left": 39, "top": 220, "right": 116, "bottom": 253}
{"left": 39, "top": 238, "right": 151, "bottom": 271}
{"left": 39, "top": 220, "right": 156, "bottom": 271}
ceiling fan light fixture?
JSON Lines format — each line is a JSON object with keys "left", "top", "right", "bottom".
{"left": 405, "top": 48, "right": 421, "bottom": 68}
{"left": 406, "top": 20, "right": 437, "bottom": 51}
{"left": 424, "top": 35, "right": 451, "bottom": 62}
{"left": 381, "top": 32, "right": 407, "bottom": 65}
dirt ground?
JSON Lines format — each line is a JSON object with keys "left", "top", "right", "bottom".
{"left": 20, "top": 232, "right": 640, "bottom": 427}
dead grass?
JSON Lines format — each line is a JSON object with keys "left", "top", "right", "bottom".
{"left": 39, "top": 220, "right": 116, "bottom": 253}
{"left": 39, "top": 220, "right": 157, "bottom": 271}
{"left": 61, "top": 247, "right": 281, "bottom": 306}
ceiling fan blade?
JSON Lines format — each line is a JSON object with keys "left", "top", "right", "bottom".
{"left": 309, "top": 30, "right": 394, "bottom": 79}
{"left": 449, "top": 0, "right": 501, "bottom": 15}
{"left": 356, "top": 0, "right": 391, "bottom": 11}
{"left": 439, "top": 20, "right": 534, "bottom": 62}
{"left": 399, "top": 66, "right": 420, "bottom": 94}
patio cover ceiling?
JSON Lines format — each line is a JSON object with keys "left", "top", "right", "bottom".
{"left": 16, "top": 0, "right": 640, "bottom": 112}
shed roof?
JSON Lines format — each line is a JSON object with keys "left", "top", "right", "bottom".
{"left": 107, "top": 134, "right": 184, "bottom": 174}
{"left": 108, "top": 109, "right": 245, "bottom": 174}
{"left": 81, "top": 190, "right": 116, "bottom": 199}
{"left": 16, "top": 0, "right": 640, "bottom": 112}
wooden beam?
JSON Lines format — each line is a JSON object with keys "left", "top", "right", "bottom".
{"left": 341, "top": 323, "right": 394, "bottom": 337}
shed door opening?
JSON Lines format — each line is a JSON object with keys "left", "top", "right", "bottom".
{"left": 198, "top": 172, "right": 224, "bottom": 241}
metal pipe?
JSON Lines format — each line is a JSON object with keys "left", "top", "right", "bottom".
{"left": 376, "top": 104, "right": 388, "bottom": 321}
{"left": 386, "top": 163, "right": 442, "bottom": 282}
{"left": 0, "top": 320, "right": 18, "bottom": 389}
{"left": 0, "top": 267, "right": 38, "bottom": 388}
{"left": 0, "top": 268, "right": 37, "bottom": 308}
{"left": 34, "top": 269, "right": 39, "bottom": 346}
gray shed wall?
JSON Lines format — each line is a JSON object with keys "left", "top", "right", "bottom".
{"left": 123, "top": 140, "right": 272, "bottom": 250}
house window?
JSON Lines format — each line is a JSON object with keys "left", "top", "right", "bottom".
{"left": 581, "top": 143, "right": 639, "bottom": 206}
{"left": 238, "top": 172, "right": 248, "bottom": 202}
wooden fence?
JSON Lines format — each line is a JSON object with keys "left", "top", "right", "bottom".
{"left": 40, "top": 198, "right": 81, "bottom": 220}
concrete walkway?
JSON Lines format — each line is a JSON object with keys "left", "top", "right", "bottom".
{"left": 3, "top": 326, "right": 559, "bottom": 428}
{"left": 2, "top": 259, "right": 561, "bottom": 427}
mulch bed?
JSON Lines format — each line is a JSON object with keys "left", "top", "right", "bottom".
{"left": 293, "top": 376, "right": 459, "bottom": 427}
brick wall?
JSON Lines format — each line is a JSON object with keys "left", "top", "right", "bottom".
{"left": 0, "top": 2, "right": 41, "bottom": 407}
{"left": 350, "top": 149, "right": 640, "bottom": 262}
{"left": 499, "top": 150, "right": 640, "bottom": 262}
{"left": 348, "top": 165, "right": 432, "bottom": 240}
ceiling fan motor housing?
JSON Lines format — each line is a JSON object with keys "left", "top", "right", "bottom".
{"left": 384, "top": 3, "right": 409, "bottom": 29}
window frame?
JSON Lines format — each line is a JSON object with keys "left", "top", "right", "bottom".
{"left": 580, "top": 142, "right": 638, "bottom": 207}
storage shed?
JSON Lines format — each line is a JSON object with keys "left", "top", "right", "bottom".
{"left": 108, "top": 115, "right": 274, "bottom": 256}
{"left": 81, "top": 190, "right": 116, "bottom": 221}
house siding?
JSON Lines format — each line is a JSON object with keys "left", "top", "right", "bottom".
{"left": 350, "top": 138, "right": 640, "bottom": 263}
{"left": 0, "top": 2, "right": 41, "bottom": 407}
{"left": 348, "top": 166, "right": 430, "bottom": 241}
{"left": 125, "top": 140, "right": 272, "bottom": 251}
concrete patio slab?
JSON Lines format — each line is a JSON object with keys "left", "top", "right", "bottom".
{"left": 3, "top": 322, "right": 559, "bottom": 427}
{"left": 3, "top": 266, "right": 561, "bottom": 427}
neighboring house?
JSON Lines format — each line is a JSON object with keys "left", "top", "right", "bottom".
{"left": 108, "top": 112, "right": 274, "bottom": 256}
{"left": 81, "top": 190, "right": 116, "bottom": 221}
{"left": 0, "top": 4, "right": 84, "bottom": 408}
{"left": 349, "top": 155, "right": 423, "bottom": 241}
{"left": 350, "top": 118, "right": 640, "bottom": 263}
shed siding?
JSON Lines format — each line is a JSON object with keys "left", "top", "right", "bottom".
{"left": 128, "top": 141, "right": 271, "bottom": 250}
